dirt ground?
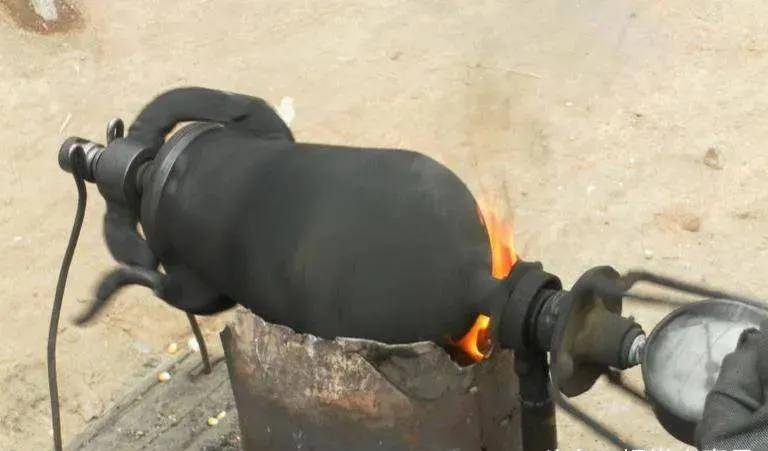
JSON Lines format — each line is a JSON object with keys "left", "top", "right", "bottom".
{"left": 1, "top": 0, "right": 767, "bottom": 449}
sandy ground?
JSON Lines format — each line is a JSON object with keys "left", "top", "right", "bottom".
{"left": 2, "top": 0, "right": 768, "bottom": 449}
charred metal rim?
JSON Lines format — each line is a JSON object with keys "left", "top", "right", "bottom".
{"left": 142, "top": 122, "right": 222, "bottom": 246}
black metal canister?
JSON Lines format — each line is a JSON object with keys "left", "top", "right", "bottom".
{"left": 60, "top": 87, "right": 499, "bottom": 347}
{"left": 139, "top": 121, "right": 494, "bottom": 345}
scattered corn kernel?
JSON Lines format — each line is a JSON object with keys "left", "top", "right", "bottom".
{"left": 187, "top": 336, "right": 200, "bottom": 352}
{"left": 157, "top": 371, "right": 171, "bottom": 382}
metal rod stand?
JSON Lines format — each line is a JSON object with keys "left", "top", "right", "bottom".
{"left": 186, "top": 313, "right": 212, "bottom": 374}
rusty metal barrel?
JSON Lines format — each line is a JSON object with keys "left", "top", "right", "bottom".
{"left": 221, "top": 308, "right": 523, "bottom": 451}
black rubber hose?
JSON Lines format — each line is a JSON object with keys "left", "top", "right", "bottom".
{"left": 128, "top": 87, "right": 294, "bottom": 149}
{"left": 73, "top": 265, "right": 164, "bottom": 325}
{"left": 48, "top": 146, "right": 87, "bottom": 451}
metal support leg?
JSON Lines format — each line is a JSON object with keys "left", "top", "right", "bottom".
{"left": 515, "top": 351, "right": 557, "bottom": 451}
{"left": 186, "top": 313, "right": 212, "bottom": 374}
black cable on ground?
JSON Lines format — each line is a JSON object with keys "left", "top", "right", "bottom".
{"left": 48, "top": 146, "right": 87, "bottom": 451}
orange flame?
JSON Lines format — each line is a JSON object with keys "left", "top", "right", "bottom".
{"left": 455, "top": 206, "right": 517, "bottom": 362}
{"left": 480, "top": 208, "right": 517, "bottom": 279}
{"left": 456, "top": 314, "right": 491, "bottom": 361}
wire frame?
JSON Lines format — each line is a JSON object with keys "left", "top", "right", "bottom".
{"left": 554, "top": 269, "right": 762, "bottom": 450}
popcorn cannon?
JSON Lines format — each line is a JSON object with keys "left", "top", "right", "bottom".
{"left": 50, "top": 88, "right": 765, "bottom": 450}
